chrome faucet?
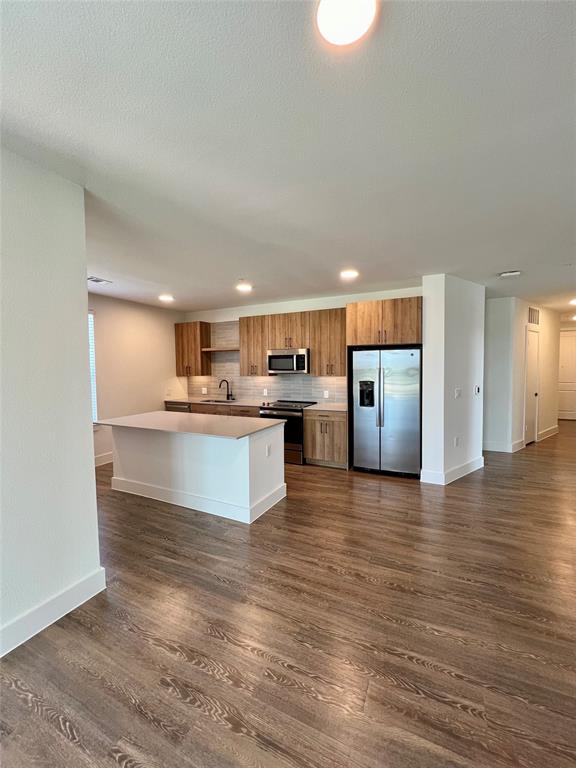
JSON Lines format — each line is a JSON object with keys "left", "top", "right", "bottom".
{"left": 218, "top": 379, "right": 234, "bottom": 401}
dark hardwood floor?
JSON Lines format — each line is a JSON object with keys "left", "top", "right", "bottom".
{"left": 2, "top": 422, "right": 575, "bottom": 768}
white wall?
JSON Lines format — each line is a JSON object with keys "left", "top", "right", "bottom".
{"left": 89, "top": 293, "right": 187, "bottom": 464}
{"left": 483, "top": 297, "right": 560, "bottom": 451}
{"left": 185, "top": 285, "right": 422, "bottom": 322}
{"left": 483, "top": 298, "right": 514, "bottom": 451}
{"left": 559, "top": 329, "right": 576, "bottom": 419}
{"left": 421, "top": 275, "right": 485, "bottom": 484}
{"left": 1, "top": 148, "right": 105, "bottom": 656}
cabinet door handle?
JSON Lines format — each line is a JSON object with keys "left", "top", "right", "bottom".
{"left": 377, "top": 330, "right": 381, "bottom": 343}
{"left": 330, "top": 363, "right": 334, "bottom": 374}
{"left": 384, "top": 329, "right": 387, "bottom": 344}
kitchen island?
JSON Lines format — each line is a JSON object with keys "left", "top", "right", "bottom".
{"left": 95, "top": 411, "right": 286, "bottom": 524}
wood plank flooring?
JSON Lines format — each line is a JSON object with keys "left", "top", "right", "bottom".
{"left": 2, "top": 422, "right": 575, "bottom": 767}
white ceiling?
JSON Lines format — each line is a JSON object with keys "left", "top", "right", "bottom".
{"left": 2, "top": 1, "right": 575, "bottom": 312}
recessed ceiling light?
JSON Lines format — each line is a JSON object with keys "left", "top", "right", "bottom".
{"left": 158, "top": 294, "right": 175, "bottom": 302}
{"left": 236, "top": 280, "right": 253, "bottom": 293}
{"left": 316, "top": 0, "right": 377, "bottom": 46}
{"left": 570, "top": 299, "right": 576, "bottom": 306}
{"left": 498, "top": 270, "right": 522, "bottom": 279}
{"left": 340, "top": 268, "right": 359, "bottom": 280}
{"left": 572, "top": 315, "right": 576, "bottom": 321}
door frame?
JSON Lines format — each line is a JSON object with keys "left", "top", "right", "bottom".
{"left": 523, "top": 328, "right": 540, "bottom": 445}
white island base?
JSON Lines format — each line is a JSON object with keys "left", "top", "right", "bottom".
{"left": 99, "top": 412, "right": 286, "bottom": 524}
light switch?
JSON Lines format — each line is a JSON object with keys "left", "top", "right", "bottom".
{"left": 266, "top": 444, "right": 271, "bottom": 457}
{"left": 263, "top": 388, "right": 268, "bottom": 396}
{"left": 202, "top": 387, "right": 208, "bottom": 395}
{"left": 454, "top": 387, "right": 462, "bottom": 399}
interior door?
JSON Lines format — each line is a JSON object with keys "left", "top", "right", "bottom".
{"left": 525, "top": 329, "right": 539, "bottom": 444}
{"left": 380, "top": 349, "right": 421, "bottom": 473}
{"left": 352, "top": 349, "right": 380, "bottom": 470}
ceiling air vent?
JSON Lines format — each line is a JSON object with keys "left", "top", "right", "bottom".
{"left": 87, "top": 276, "right": 112, "bottom": 285}
{"left": 528, "top": 307, "right": 540, "bottom": 325}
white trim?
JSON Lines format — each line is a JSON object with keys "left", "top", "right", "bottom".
{"left": 421, "top": 456, "right": 484, "bottom": 485}
{"left": 111, "top": 476, "right": 286, "bottom": 524}
{"left": 0, "top": 567, "right": 106, "bottom": 658}
{"left": 559, "top": 413, "right": 576, "bottom": 420}
{"left": 95, "top": 451, "right": 113, "bottom": 467}
{"left": 483, "top": 439, "right": 524, "bottom": 453}
{"left": 537, "top": 424, "right": 559, "bottom": 442}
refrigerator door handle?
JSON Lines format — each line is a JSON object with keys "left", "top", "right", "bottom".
{"left": 380, "top": 367, "right": 385, "bottom": 429}
{"left": 377, "top": 365, "right": 383, "bottom": 428}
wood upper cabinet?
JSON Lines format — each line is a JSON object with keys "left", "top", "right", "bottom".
{"left": 304, "top": 411, "right": 347, "bottom": 468}
{"left": 268, "top": 312, "right": 310, "bottom": 349}
{"left": 346, "top": 297, "right": 422, "bottom": 346}
{"left": 346, "top": 300, "right": 382, "bottom": 345}
{"left": 239, "top": 315, "right": 269, "bottom": 376}
{"left": 175, "top": 322, "right": 211, "bottom": 376}
{"left": 310, "top": 308, "right": 346, "bottom": 376}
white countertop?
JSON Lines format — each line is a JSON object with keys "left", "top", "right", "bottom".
{"left": 96, "top": 411, "right": 285, "bottom": 439}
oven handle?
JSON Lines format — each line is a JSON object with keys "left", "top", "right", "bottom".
{"left": 259, "top": 410, "right": 301, "bottom": 418}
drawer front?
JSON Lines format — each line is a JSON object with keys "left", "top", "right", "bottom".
{"left": 190, "top": 404, "right": 231, "bottom": 416}
{"left": 230, "top": 406, "right": 260, "bottom": 418}
{"left": 305, "top": 410, "right": 347, "bottom": 422}
{"left": 165, "top": 401, "right": 191, "bottom": 412}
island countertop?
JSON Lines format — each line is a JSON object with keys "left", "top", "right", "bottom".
{"left": 96, "top": 410, "right": 285, "bottom": 440}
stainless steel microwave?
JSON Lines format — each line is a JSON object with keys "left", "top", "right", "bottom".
{"left": 267, "top": 349, "right": 310, "bottom": 375}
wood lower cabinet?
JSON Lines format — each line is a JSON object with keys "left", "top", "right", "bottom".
{"left": 304, "top": 411, "right": 347, "bottom": 468}
{"left": 310, "top": 308, "right": 346, "bottom": 376}
{"left": 175, "top": 322, "right": 211, "bottom": 376}
{"left": 240, "top": 315, "right": 269, "bottom": 376}
{"left": 268, "top": 312, "right": 310, "bottom": 350}
{"left": 346, "top": 297, "right": 422, "bottom": 346}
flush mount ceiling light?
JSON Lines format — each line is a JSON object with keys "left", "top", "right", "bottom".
{"left": 340, "top": 268, "right": 359, "bottom": 280}
{"left": 498, "top": 270, "right": 522, "bottom": 278}
{"left": 572, "top": 315, "right": 576, "bottom": 321}
{"left": 316, "top": 0, "right": 377, "bottom": 46}
{"left": 158, "top": 294, "right": 175, "bottom": 302}
{"left": 570, "top": 299, "right": 576, "bottom": 306}
{"left": 236, "top": 280, "right": 253, "bottom": 293}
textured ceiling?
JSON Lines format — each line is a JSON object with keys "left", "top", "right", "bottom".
{"left": 2, "top": 1, "right": 575, "bottom": 311}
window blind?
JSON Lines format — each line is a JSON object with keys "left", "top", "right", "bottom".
{"left": 88, "top": 312, "right": 98, "bottom": 421}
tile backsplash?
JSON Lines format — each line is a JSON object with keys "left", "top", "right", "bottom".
{"left": 186, "top": 321, "right": 347, "bottom": 402}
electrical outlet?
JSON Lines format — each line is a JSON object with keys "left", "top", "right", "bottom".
{"left": 201, "top": 387, "right": 208, "bottom": 395}
{"left": 323, "top": 390, "right": 329, "bottom": 399}
{"left": 263, "top": 388, "right": 268, "bottom": 396}
{"left": 454, "top": 387, "right": 462, "bottom": 399}
{"left": 266, "top": 444, "right": 271, "bottom": 457}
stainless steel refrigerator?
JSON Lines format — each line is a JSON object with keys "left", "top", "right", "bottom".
{"left": 351, "top": 348, "right": 421, "bottom": 475}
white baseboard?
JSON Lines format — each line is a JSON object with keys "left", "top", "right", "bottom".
{"left": 0, "top": 567, "right": 106, "bottom": 658}
{"left": 537, "top": 425, "right": 559, "bottom": 442}
{"left": 421, "top": 456, "right": 484, "bottom": 486}
{"left": 559, "top": 413, "right": 576, "bottom": 420}
{"left": 111, "top": 476, "right": 286, "bottom": 524}
{"left": 95, "top": 451, "right": 113, "bottom": 467}
{"left": 483, "top": 439, "right": 524, "bottom": 453}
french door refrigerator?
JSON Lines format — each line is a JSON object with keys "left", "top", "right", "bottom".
{"left": 350, "top": 348, "right": 421, "bottom": 475}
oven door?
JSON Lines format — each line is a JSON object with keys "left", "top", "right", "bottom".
{"left": 259, "top": 409, "right": 304, "bottom": 464}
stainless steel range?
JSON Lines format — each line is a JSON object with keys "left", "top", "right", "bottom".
{"left": 259, "top": 400, "right": 317, "bottom": 465}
